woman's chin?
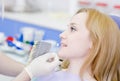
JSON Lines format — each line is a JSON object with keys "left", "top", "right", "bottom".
{"left": 58, "top": 52, "right": 64, "bottom": 58}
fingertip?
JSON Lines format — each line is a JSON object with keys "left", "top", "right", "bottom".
{"left": 46, "top": 52, "right": 60, "bottom": 64}
{"left": 49, "top": 52, "right": 59, "bottom": 59}
{"left": 53, "top": 53, "right": 59, "bottom": 61}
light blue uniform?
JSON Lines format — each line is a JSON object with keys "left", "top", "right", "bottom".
{"left": 36, "top": 71, "right": 81, "bottom": 81}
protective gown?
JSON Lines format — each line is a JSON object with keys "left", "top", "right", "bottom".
{"left": 36, "top": 71, "right": 81, "bottom": 81}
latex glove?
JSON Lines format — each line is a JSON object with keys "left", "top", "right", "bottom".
{"left": 25, "top": 52, "right": 60, "bottom": 79}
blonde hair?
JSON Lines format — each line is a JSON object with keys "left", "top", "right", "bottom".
{"left": 61, "top": 8, "right": 120, "bottom": 81}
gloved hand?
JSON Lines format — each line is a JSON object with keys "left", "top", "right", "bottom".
{"left": 25, "top": 52, "right": 60, "bottom": 79}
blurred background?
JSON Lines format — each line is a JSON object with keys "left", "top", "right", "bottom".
{"left": 0, "top": 0, "right": 120, "bottom": 81}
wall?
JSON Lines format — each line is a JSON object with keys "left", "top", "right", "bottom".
{"left": 0, "top": 17, "right": 62, "bottom": 44}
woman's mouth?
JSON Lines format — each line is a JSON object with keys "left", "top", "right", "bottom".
{"left": 61, "top": 43, "right": 67, "bottom": 47}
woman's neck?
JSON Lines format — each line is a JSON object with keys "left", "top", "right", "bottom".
{"left": 67, "top": 58, "right": 86, "bottom": 75}
{"left": 66, "top": 58, "right": 95, "bottom": 81}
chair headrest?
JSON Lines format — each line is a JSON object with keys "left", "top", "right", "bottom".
{"left": 110, "top": 15, "right": 120, "bottom": 29}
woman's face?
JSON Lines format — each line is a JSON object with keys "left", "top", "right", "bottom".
{"left": 58, "top": 12, "right": 92, "bottom": 60}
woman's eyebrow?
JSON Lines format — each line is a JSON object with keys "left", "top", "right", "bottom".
{"left": 70, "top": 23, "right": 76, "bottom": 25}
{"left": 69, "top": 23, "right": 80, "bottom": 27}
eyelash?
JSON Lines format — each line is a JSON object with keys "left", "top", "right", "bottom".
{"left": 70, "top": 26, "right": 76, "bottom": 32}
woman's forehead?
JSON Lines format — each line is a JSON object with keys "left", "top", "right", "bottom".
{"left": 70, "top": 12, "right": 88, "bottom": 25}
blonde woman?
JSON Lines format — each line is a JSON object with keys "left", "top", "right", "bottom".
{"left": 13, "top": 8, "right": 120, "bottom": 81}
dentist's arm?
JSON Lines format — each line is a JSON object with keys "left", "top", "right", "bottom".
{"left": 13, "top": 53, "right": 60, "bottom": 81}
{"left": 0, "top": 52, "right": 25, "bottom": 76}
{"left": 12, "top": 70, "right": 31, "bottom": 81}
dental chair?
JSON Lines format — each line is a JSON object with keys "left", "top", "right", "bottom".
{"left": 110, "top": 15, "right": 120, "bottom": 29}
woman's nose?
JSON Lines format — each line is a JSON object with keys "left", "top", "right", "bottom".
{"left": 59, "top": 31, "right": 67, "bottom": 39}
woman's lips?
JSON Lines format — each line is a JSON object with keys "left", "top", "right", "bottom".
{"left": 61, "top": 43, "right": 67, "bottom": 47}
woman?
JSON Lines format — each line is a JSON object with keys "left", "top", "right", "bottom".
{"left": 13, "top": 8, "right": 120, "bottom": 81}
{"left": 57, "top": 8, "right": 120, "bottom": 81}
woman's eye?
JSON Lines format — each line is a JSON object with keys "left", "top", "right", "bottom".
{"left": 70, "top": 27, "right": 76, "bottom": 32}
